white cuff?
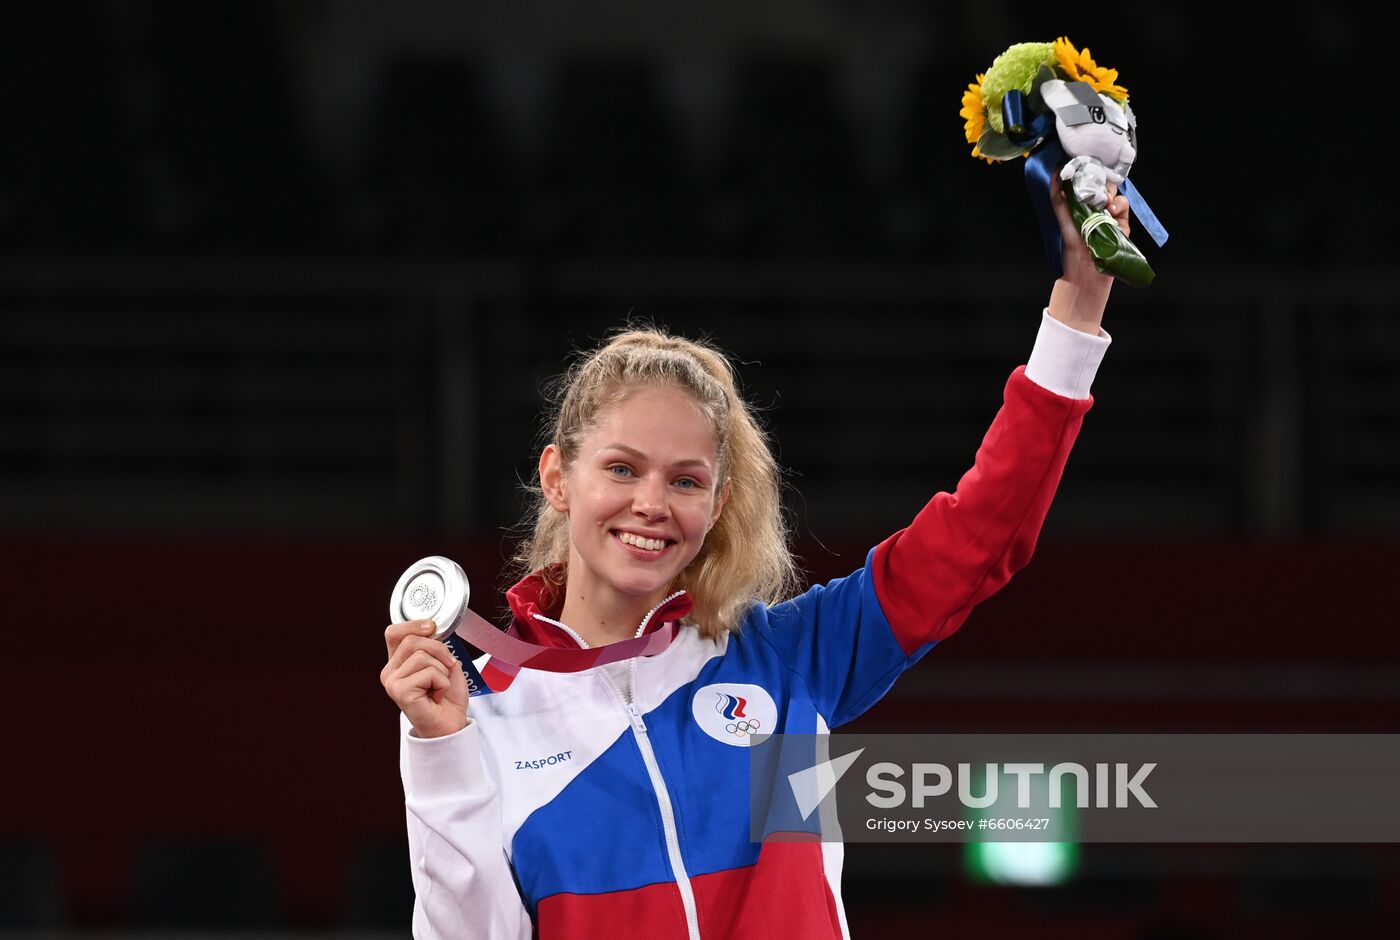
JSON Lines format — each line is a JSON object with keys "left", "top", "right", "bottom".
{"left": 401, "top": 712, "right": 489, "bottom": 800}
{"left": 1024, "top": 309, "right": 1111, "bottom": 400}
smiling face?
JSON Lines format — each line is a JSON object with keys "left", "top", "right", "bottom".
{"left": 540, "top": 383, "right": 728, "bottom": 626}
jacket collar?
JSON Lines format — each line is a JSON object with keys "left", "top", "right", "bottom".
{"left": 505, "top": 564, "right": 695, "bottom": 649}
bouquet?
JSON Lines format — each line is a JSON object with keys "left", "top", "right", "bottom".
{"left": 960, "top": 37, "right": 1167, "bottom": 286}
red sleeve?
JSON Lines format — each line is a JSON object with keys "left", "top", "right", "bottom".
{"left": 871, "top": 366, "right": 1093, "bottom": 654}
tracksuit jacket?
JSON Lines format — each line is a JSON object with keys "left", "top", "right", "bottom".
{"left": 399, "top": 311, "right": 1110, "bottom": 939}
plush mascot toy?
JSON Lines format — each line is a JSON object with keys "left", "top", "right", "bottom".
{"left": 960, "top": 38, "right": 1168, "bottom": 286}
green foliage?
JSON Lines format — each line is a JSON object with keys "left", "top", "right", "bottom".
{"left": 981, "top": 42, "right": 1055, "bottom": 133}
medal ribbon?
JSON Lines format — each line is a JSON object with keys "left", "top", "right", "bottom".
{"left": 444, "top": 593, "right": 689, "bottom": 696}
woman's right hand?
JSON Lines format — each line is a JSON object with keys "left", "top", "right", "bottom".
{"left": 381, "top": 620, "right": 470, "bottom": 738}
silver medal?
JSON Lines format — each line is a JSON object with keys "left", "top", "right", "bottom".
{"left": 389, "top": 556, "right": 469, "bottom": 641}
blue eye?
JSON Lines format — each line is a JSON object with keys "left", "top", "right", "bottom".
{"left": 608, "top": 464, "right": 633, "bottom": 478}
{"left": 675, "top": 477, "right": 698, "bottom": 490}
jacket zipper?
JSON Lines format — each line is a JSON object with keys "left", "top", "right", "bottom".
{"left": 535, "top": 595, "right": 701, "bottom": 939}
{"left": 607, "top": 594, "right": 702, "bottom": 940}
{"left": 636, "top": 590, "right": 685, "bottom": 635}
{"left": 532, "top": 589, "right": 685, "bottom": 648}
{"left": 624, "top": 693, "right": 702, "bottom": 940}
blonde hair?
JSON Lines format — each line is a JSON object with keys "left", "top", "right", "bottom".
{"left": 514, "top": 325, "right": 798, "bottom": 638}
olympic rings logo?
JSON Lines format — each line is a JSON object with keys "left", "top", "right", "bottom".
{"left": 695, "top": 685, "right": 776, "bottom": 748}
{"left": 408, "top": 584, "right": 438, "bottom": 611}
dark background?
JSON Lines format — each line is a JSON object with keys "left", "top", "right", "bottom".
{"left": 2, "top": 1, "right": 1398, "bottom": 936}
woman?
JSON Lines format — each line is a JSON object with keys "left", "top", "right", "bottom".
{"left": 380, "top": 183, "right": 1129, "bottom": 938}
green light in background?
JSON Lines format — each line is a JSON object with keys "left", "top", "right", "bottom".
{"left": 965, "top": 838, "right": 1079, "bottom": 886}
{"left": 961, "top": 761, "right": 1081, "bottom": 886}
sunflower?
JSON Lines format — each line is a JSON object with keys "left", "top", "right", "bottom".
{"left": 1054, "top": 36, "right": 1128, "bottom": 101}
{"left": 959, "top": 74, "right": 997, "bottom": 164}
{"left": 960, "top": 74, "right": 987, "bottom": 143}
